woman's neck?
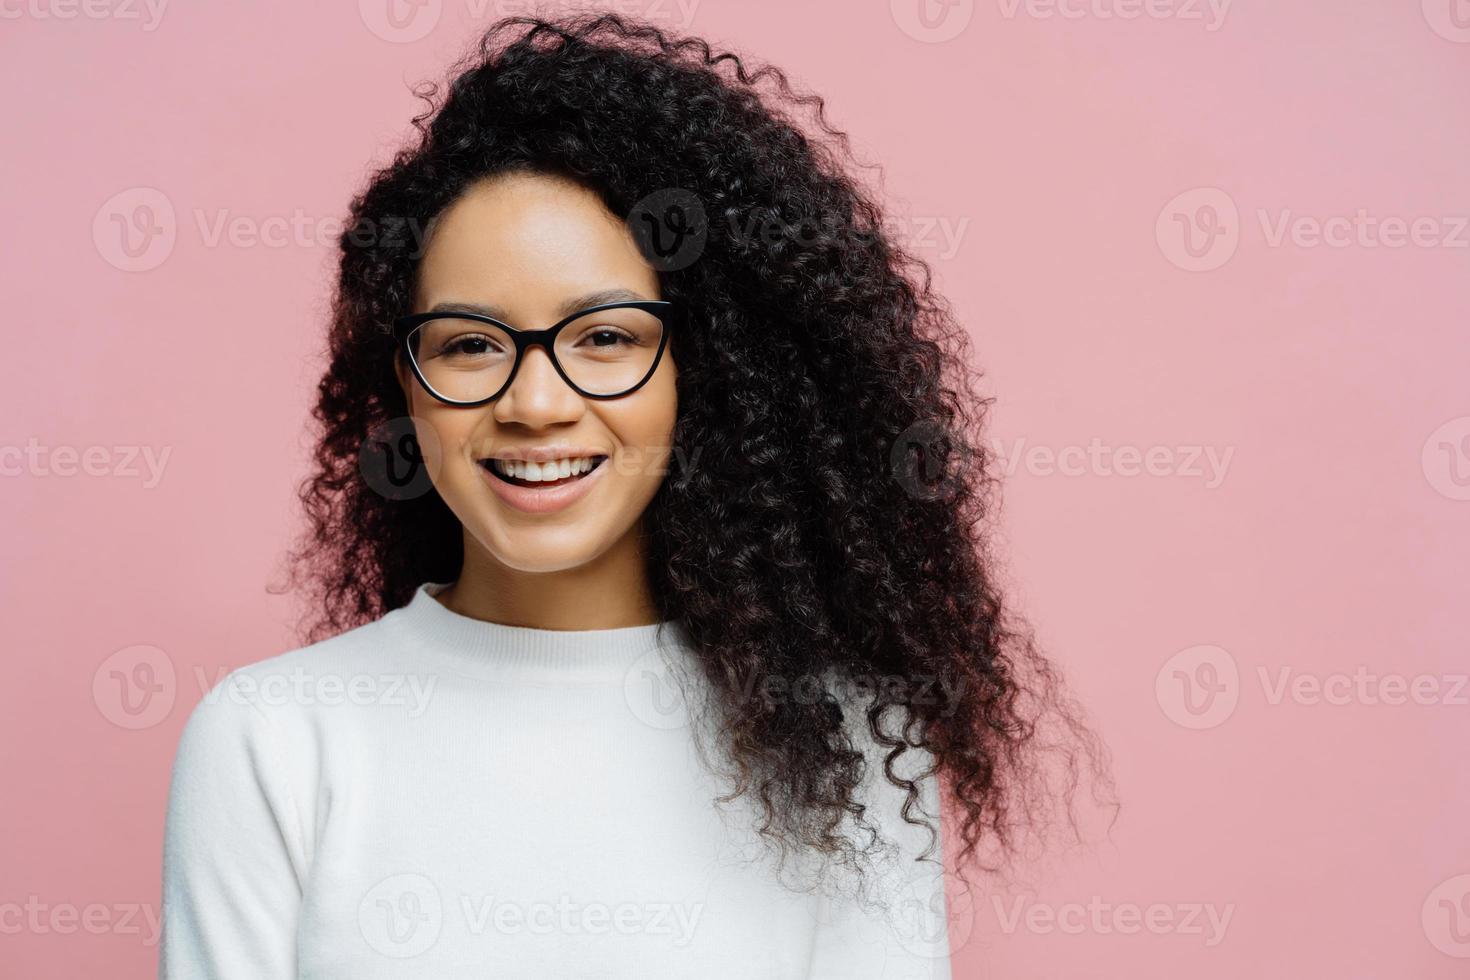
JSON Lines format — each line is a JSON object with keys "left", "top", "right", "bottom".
{"left": 442, "top": 523, "right": 664, "bottom": 630}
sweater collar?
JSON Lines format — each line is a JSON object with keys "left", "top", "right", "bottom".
{"left": 388, "top": 580, "right": 693, "bottom": 684}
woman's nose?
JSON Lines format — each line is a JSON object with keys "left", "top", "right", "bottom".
{"left": 491, "top": 345, "right": 585, "bottom": 423}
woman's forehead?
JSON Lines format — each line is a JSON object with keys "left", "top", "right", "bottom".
{"left": 417, "top": 175, "right": 659, "bottom": 307}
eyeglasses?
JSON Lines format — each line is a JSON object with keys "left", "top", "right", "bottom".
{"left": 393, "top": 300, "right": 678, "bottom": 406}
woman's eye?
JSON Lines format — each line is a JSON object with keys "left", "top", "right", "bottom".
{"left": 585, "top": 329, "right": 633, "bottom": 347}
{"left": 442, "top": 335, "right": 495, "bottom": 356}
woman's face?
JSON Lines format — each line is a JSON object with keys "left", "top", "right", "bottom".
{"left": 395, "top": 171, "right": 678, "bottom": 574}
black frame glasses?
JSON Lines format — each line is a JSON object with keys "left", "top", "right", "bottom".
{"left": 393, "top": 300, "right": 679, "bottom": 406}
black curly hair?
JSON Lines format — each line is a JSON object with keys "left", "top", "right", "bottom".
{"left": 273, "top": 10, "right": 1114, "bottom": 892}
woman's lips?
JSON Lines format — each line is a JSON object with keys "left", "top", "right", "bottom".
{"left": 478, "top": 456, "right": 608, "bottom": 514}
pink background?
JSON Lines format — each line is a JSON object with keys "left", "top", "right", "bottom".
{"left": 3, "top": 1, "right": 1469, "bottom": 976}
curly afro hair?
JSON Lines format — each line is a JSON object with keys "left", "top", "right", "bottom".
{"left": 275, "top": 10, "right": 1114, "bottom": 892}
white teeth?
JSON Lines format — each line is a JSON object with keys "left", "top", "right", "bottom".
{"left": 488, "top": 456, "right": 599, "bottom": 482}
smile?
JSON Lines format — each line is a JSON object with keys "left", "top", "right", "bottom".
{"left": 482, "top": 455, "right": 607, "bottom": 487}
{"left": 476, "top": 454, "right": 610, "bottom": 515}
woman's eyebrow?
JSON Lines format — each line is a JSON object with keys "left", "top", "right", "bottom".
{"left": 557, "top": 287, "right": 651, "bottom": 317}
{"left": 426, "top": 288, "right": 653, "bottom": 322}
{"left": 425, "top": 299, "right": 511, "bottom": 319}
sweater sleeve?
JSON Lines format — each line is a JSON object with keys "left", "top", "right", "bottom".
{"left": 157, "top": 669, "right": 305, "bottom": 979}
{"left": 806, "top": 703, "right": 955, "bottom": 980}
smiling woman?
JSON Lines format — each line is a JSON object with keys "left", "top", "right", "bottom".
{"left": 157, "top": 10, "right": 1112, "bottom": 980}
{"left": 386, "top": 172, "right": 684, "bottom": 587}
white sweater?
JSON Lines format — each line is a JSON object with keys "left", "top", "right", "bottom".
{"left": 158, "top": 580, "right": 954, "bottom": 979}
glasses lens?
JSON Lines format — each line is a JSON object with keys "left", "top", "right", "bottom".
{"left": 407, "top": 317, "right": 517, "bottom": 403}
{"left": 553, "top": 306, "right": 666, "bottom": 396}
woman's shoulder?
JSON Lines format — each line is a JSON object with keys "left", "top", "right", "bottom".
{"left": 176, "top": 606, "right": 413, "bottom": 749}
{"left": 225, "top": 607, "right": 405, "bottom": 687}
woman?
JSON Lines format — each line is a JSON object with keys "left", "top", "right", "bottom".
{"left": 158, "top": 13, "right": 1108, "bottom": 978}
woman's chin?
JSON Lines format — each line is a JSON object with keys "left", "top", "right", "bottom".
{"left": 472, "top": 525, "right": 610, "bottom": 575}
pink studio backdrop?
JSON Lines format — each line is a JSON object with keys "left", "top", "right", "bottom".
{"left": 2, "top": 2, "right": 1468, "bottom": 977}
